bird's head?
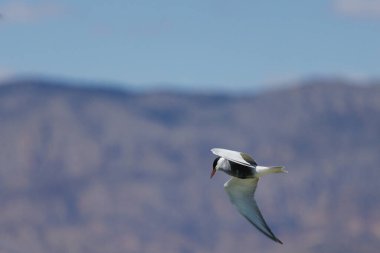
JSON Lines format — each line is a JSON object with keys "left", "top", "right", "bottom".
{"left": 210, "top": 157, "right": 221, "bottom": 178}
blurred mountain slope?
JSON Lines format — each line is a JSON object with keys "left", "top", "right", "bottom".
{"left": 0, "top": 78, "right": 379, "bottom": 253}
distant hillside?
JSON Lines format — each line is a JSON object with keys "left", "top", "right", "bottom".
{"left": 0, "top": 78, "right": 379, "bottom": 253}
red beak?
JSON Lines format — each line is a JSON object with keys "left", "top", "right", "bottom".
{"left": 210, "top": 168, "right": 216, "bottom": 179}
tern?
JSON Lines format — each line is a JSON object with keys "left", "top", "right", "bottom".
{"left": 210, "top": 148, "right": 287, "bottom": 244}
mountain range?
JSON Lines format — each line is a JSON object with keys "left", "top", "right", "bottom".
{"left": 0, "top": 77, "right": 379, "bottom": 253}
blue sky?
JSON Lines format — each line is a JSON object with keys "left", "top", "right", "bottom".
{"left": 0, "top": 0, "right": 380, "bottom": 91}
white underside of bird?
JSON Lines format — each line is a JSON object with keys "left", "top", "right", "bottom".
{"left": 211, "top": 148, "right": 287, "bottom": 244}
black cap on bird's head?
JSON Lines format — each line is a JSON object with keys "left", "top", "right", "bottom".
{"left": 210, "top": 157, "right": 220, "bottom": 179}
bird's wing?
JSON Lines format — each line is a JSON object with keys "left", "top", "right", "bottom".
{"left": 211, "top": 148, "right": 257, "bottom": 167}
{"left": 224, "top": 177, "right": 283, "bottom": 244}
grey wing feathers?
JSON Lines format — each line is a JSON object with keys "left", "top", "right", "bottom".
{"left": 224, "top": 177, "right": 283, "bottom": 244}
{"left": 211, "top": 148, "right": 257, "bottom": 167}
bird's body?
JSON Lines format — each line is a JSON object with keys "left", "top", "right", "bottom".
{"left": 214, "top": 157, "right": 255, "bottom": 178}
{"left": 210, "top": 148, "right": 287, "bottom": 244}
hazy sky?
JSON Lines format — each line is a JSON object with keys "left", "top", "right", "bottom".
{"left": 1, "top": 0, "right": 380, "bottom": 90}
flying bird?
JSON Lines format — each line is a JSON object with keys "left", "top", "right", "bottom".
{"left": 210, "top": 148, "right": 287, "bottom": 244}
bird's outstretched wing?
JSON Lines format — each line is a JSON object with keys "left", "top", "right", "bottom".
{"left": 211, "top": 148, "right": 257, "bottom": 167}
{"left": 224, "top": 177, "right": 283, "bottom": 244}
